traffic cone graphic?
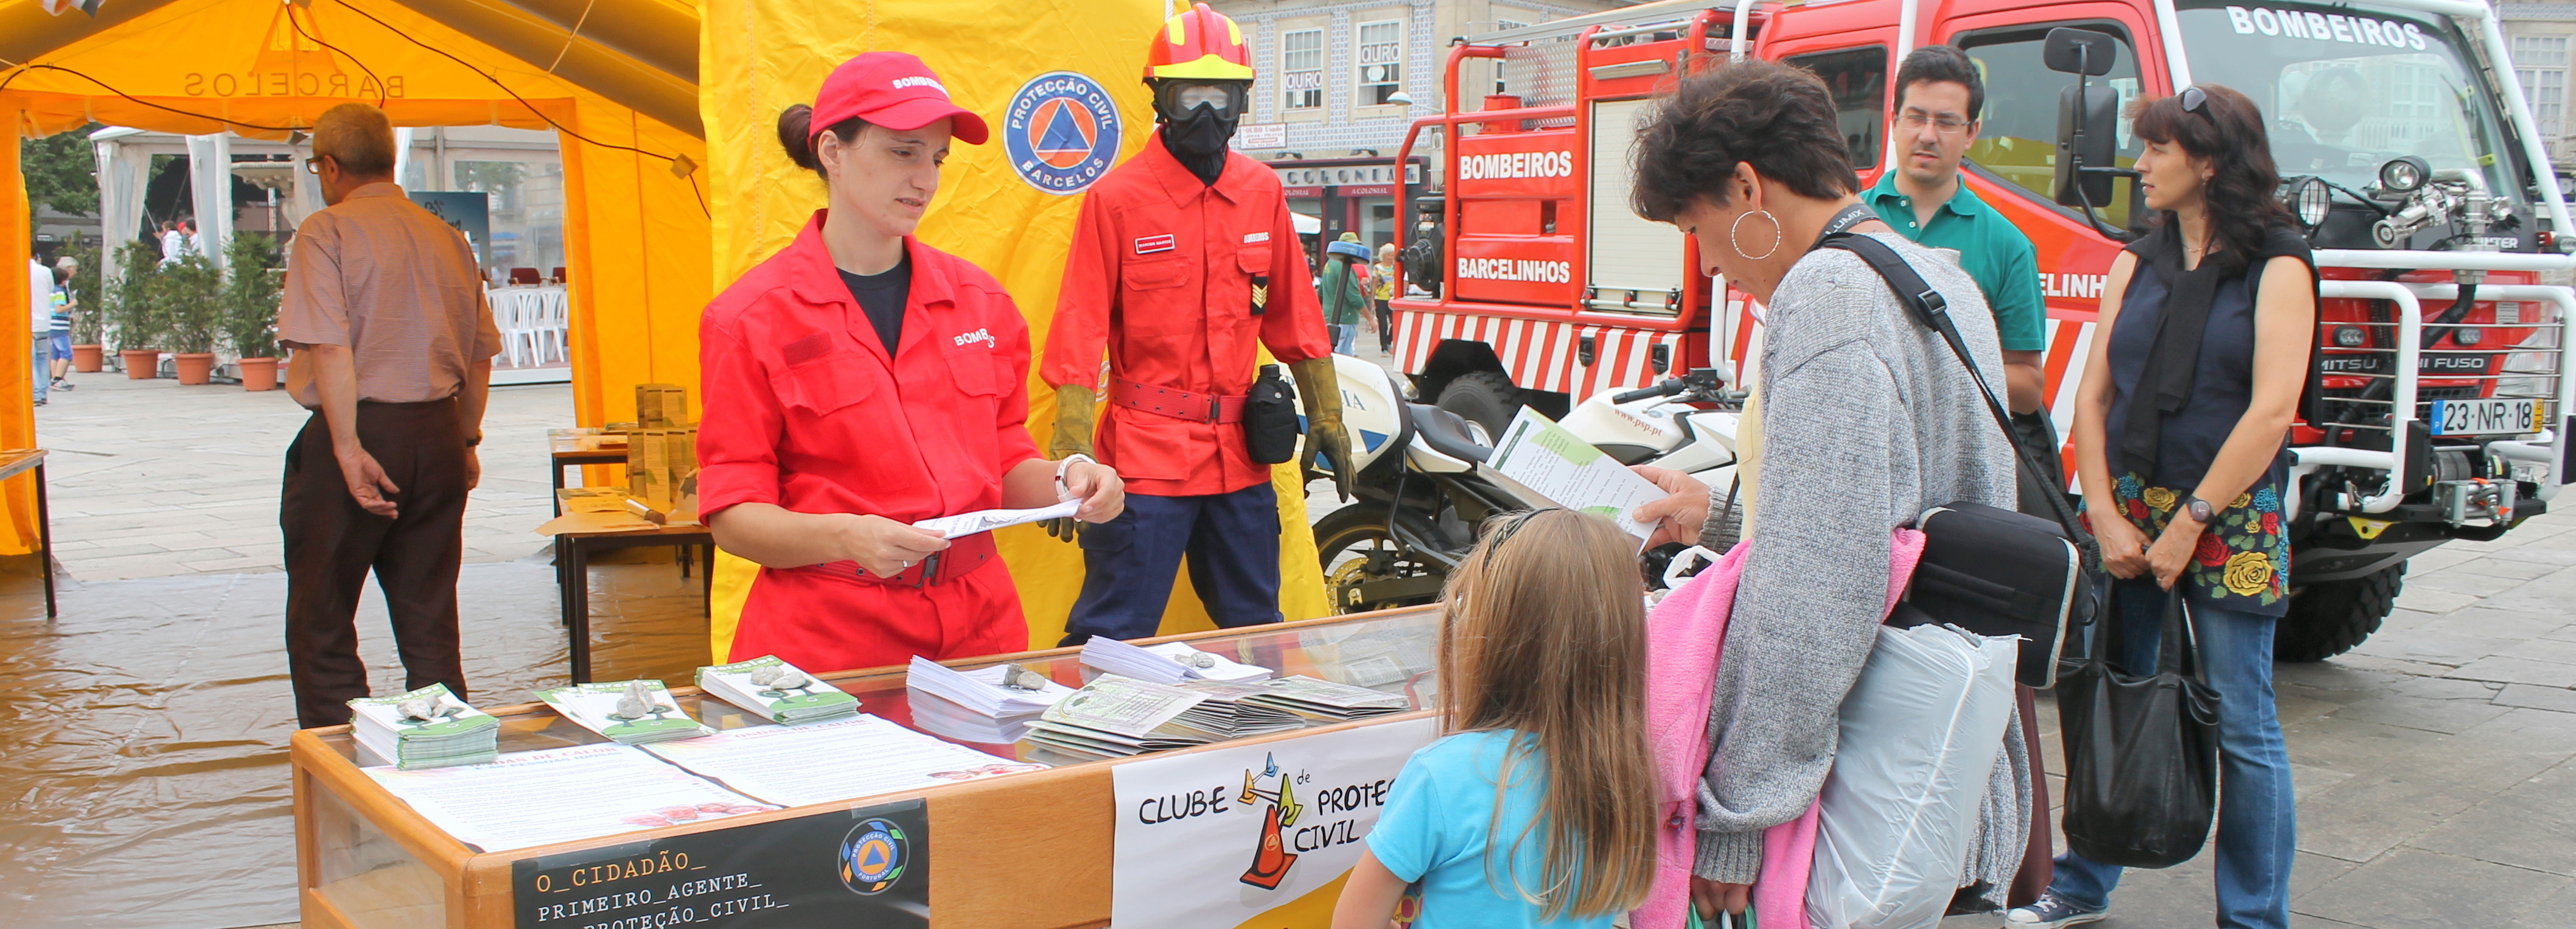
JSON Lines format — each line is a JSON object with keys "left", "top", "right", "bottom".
{"left": 1239, "top": 804, "right": 1297, "bottom": 889}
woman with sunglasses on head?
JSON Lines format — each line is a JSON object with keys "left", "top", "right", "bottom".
{"left": 2006, "top": 85, "right": 2313, "bottom": 929}
{"left": 1619, "top": 58, "right": 2022, "bottom": 921}
{"left": 695, "top": 52, "right": 1125, "bottom": 675}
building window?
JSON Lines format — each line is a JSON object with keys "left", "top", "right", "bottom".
{"left": 1282, "top": 29, "right": 1324, "bottom": 111}
{"left": 1357, "top": 20, "right": 1405, "bottom": 105}
{"left": 2515, "top": 35, "right": 2567, "bottom": 138}
{"left": 1495, "top": 20, "right": 1527, "bottom": 94}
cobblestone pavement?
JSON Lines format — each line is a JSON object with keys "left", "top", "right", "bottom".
{"left": 4, "top": 360, "right": 2572, "bottom": 929}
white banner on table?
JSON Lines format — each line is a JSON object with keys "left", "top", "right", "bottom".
{"left": 361, "top": 743, "right": 777, "bottom": 852}
{"left": 641, "top": 713, "right": 1045, "bottom": 806}
{"left": 1109, "top": 717, "right": 1436, "bottom": 929}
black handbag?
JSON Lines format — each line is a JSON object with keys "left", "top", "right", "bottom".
{"left": 1246, "top": 363, "right": 1300, "bottom": 464}
{"left": 1817, "top": 232, "right": 2101, "bottom": 687}
{"left": 2056, "top": 586, "right": 2222, "bottom": 869}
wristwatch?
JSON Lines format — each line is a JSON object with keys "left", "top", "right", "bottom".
{"left": 2180, "top": 494, "right": 2215, "bottom": 524}
{"left": 1054, "top": 453, "right": 1095, "bottom": 502}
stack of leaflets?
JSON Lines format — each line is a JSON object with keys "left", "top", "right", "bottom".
{"left": 348, "top": 684, "right": 499, "bottom": 769}
{"left": 1025, "top": 675, "right": 1215, "bottom": 759}
{"left": 537, "top": 679, "right": 715, "bottom": 745}
{"left": 906, "top": 656, "right": 1076, "bottom": 717}
{"left": 1171, "top": 679, "right": 1307, "bottom": 737}
{"left": 1025, "top": 674, "right": 1311, "bottom": 759}
{"left": 698, "top": 656, "right": 860, "bottom": 724}
{"left": 906, "top": 691, "right": 1041, "bottom": 746}
{"left": 1079, "top": 636, "right": 1273, "bottom": 685}
{"left": 1240, "top": 675, "right": 1414, "bottom": 722}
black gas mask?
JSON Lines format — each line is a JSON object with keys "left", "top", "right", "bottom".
{"left": 1151, "top": 79, "right": 1249, "bottom": 184}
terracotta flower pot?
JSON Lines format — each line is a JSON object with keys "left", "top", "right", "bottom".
{"left": 120, "top": 349, "right": 161, "bottom": 379}
{"left": 173, "top": 352, "right": 217, "bottom": 385}
{"left": 70, "top": 344, "right": 103, "bottom": 373}
{"left": 237, "top": 357, "right": 280, "bottom": 391}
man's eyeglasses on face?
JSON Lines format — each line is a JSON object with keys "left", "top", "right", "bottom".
{"left": 1897, "top": 111, "right": 1971, "bottom": 135}
{"left": 304, "top": 158, "right": 323, "bottom": 175}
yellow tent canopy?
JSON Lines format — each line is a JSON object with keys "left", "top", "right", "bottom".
{"left": 0, "top": 0, "right": 713, "bottom": 555}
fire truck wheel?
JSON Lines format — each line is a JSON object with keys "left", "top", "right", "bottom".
{"left": 2275, "top": 562, "right": 2406, "bottom": 662}
{"left": 1436, "top": 371, "right": 1521, "bottom": 438}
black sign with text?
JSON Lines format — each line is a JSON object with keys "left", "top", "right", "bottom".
{"left": 511, "top": 798, "right": 928, "bottom": 929}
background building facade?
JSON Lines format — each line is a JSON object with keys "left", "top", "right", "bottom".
{"left": 2505, "top": 4, "right": 2576, "bottom": 172}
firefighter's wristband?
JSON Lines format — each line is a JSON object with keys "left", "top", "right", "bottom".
{"left": 1055, "top": 453, "right": 1096, "bottom": 501}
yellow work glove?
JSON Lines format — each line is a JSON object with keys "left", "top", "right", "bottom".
{"left": 1050, "top": 384, "right": 1097, "bottom": 460}
{"left": 1291, "top": 357, "right": 1352, "bottom": 502}
{"left": 1044, "top": 384, "right": 1099, "bottom": 542}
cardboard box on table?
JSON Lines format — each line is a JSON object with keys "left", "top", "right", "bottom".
{"left": 290, "top": 606, "right": 1440, "bottom": 929}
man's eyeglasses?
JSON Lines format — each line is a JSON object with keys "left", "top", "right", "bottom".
{"left": 1897, "top": 111, "right": 1972, "bottom": 135}
{"left": 304, "top": 158, "right": 324, "bottom": 175}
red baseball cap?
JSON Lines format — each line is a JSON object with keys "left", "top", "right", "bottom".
{"left": 809, "top": 52, "right": 990, "bottom": 145}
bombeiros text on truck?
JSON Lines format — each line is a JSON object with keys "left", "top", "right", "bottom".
{"left": 1324, "top": 0, "right": 2569, "bottom": 661}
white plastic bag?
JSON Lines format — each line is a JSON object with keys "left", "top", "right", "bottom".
{"left": 1806, "top": 625, "right": 2018, "bottom": 929}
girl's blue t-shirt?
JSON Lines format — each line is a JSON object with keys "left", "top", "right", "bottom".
{"left": 1365, "top": 729, "right": 1615, "bottom": 929}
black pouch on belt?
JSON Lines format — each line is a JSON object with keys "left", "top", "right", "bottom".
{"left": 1246, "top": 363, "right": 1300, "bottom": 464}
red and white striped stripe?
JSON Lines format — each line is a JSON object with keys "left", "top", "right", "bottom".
{"left": 1395, "top": 310, "right": 1689, "bottom": 401}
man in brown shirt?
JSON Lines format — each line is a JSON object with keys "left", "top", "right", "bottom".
{"left": 279, "top": 103, "right": 501, "bottom": 728}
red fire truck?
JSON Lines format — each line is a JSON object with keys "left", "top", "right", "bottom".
{"left": 1387, "top": 0, "right": 2571, "bottom": 658}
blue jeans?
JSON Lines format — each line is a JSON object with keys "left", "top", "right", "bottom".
{"left": 1060, "top": 483, "right": 1283, "bottom": 643}
{"left": 2049, "top": 580, "right": 2296, "bottom": 929}
{"left": 30, "top": 339, "right": 49, "bottom": 404}
{"left": 1330, "top": 323, "right": 1358, "bottom": 355}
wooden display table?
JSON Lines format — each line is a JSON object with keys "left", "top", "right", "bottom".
{"left": 290, "top": 606, "right": 1439, "bottom": 929}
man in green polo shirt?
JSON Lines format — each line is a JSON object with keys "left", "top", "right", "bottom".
{"left": 1866, "top": 43, "right": 2064, "bottom": 510}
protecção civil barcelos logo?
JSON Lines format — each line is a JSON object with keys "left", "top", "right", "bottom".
{"left": 1003, "top": 71, "right": 1123, "bottom": 195}
{"left": 838, "top": 817, "right": 910, "bottom": 895}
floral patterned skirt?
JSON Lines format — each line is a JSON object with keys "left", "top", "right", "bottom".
{"left": 2082, "top": 471, "right": 2292, "bottom": 615}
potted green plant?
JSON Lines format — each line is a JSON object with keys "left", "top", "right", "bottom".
{"left": 64, "top": 243, "right": 105, "bottom": 372}
{"left": 158, "top": 253, "right": 222, "bottom": 385}
{"left": 108, "top": 240, "right": 164, "bottom": 379}
{"left": 221, "top": 234, "right": 285, "bottom": 391}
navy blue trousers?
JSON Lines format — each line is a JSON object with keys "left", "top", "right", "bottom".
{"left": 1060, "top": 483, "right": 1282, "bottom": 644}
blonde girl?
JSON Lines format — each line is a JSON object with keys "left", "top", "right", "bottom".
{"left": 1332, "top": 508, "right": 1660, "bottom": 929}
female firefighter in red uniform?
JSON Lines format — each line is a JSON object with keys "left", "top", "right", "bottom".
{"left": 698, "top": 52, "right": 1125, "bottom": 673}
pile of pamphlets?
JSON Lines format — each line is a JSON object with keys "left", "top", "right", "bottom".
{"left": 537, "top": 679, "right": 714, "bottom": 745}
{"left": 1024, "top": 674, "right": 1314, "bottom": 759}
{"left": 1078, "top": 636, "right": 1272, "bottom": 685}
{"left": 698, "top": 656, "right": 860, "bottom": 724}
{"left": 1025, "top": 675, "right": 1215, "bottom": 759}
{"left": 1240, "top": 675, "right": 1413, "bottom": 722}
{"left": 348, "top": 684, "right": 499, "bottom": 769}
{"left": 1172, "top": 679, "right": 1307, "bottom": 736}
{"left": 906, "top": 656, "right": 1075, "bottom": 716}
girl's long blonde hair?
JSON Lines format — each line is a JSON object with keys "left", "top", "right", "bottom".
{"left": 1437, "top": 508, "right": 1659, "bottom": 920}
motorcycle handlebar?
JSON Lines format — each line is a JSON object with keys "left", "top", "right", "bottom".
{"left": 1613, "top": 379, "right": 1684, "bottom": 404}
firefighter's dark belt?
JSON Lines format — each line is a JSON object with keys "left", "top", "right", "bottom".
{"left": 1110, "top": 377, "right": 1247, "bottom": 424}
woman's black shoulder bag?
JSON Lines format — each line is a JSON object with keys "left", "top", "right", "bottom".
{"left": 1815, "top": 231, "right": 2103, "bottom": 687}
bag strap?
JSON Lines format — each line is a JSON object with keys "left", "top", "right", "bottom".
{"left": 1815, "top": 233, "right": 2096, "bottom": 558}
{"left": 2159, "top": 587, "right": 2208, "bottom": 683}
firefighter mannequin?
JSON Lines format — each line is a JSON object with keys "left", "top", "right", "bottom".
{"left": 1042, "top": 2, "right": 1350, "bottom": 643}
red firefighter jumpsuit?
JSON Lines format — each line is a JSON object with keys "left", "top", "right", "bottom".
{"left": 699, "top": 213, "right": 1041, "bottom": 673}
{"left": 1041, "top": 139, "right": 1331, "bottom": 640}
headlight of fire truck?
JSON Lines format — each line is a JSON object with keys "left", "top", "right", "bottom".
{"left": 2284, "top": 177, "right": 2331, "bottom": 231}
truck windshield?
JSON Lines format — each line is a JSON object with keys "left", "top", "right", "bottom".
{"left": 2177, "top": 1, "right": 2523, "bottom": 205}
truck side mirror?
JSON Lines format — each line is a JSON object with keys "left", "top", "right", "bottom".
{"left": 2055, "top": 85, "right": 2120, "bottom": 208}
{"left": 2042, "top": 28, "right": 2116, "bottom": 76}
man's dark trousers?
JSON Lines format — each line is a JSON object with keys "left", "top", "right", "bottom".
{"left": 283, "top": 398, "right": 469, "bottom": 728}
{"left": 1059, "top": 483, "right": 1282, "bottom": 645}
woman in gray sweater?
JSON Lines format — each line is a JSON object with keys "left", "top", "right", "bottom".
{"left": 1623, "top": 58, "right": 2019, "bottom": 919}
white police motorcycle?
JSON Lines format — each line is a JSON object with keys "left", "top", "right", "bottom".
{"left": 1302, "top": 355, "right": 1745, "bottom": 613}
